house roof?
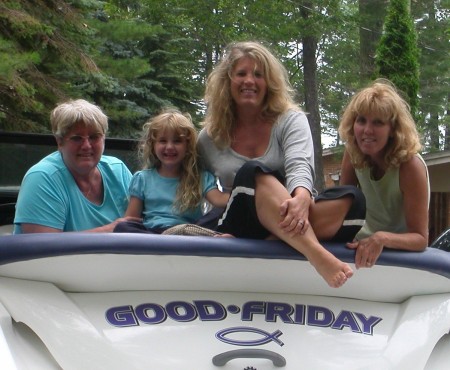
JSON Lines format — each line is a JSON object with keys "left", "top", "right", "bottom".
{"left": 423, "top": 150, "right": 450, "bottom": 192}
{"left": 423, "top": 150, "right": 450, "bottom": 166}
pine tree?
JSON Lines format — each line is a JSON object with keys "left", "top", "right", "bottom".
{"left": 375, "top": 0, "right": 420, "bottom": 118}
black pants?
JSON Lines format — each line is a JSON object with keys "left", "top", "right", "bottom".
{"left": 217, "top": 160, "right": 366, "bottom": 242}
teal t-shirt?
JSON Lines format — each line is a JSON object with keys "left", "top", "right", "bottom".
{"left": 129, "top": 168, "right": 217, "bottom": 229}
{"left": 14, "top": 151, "right": 132, "bottom": 233}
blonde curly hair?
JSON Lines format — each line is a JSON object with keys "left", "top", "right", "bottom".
{"left": 139, "top": 109, "right": 202, "bottom": 213}
{"left": 203, "top": 41, "right": 299, "bottom": 148}
{"left": 338, "top": 79, "right": 421, "bottom": 169}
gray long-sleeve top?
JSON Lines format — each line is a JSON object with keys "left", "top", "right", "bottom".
{"left": 197, "top": 109, "right": 315, "bottom": 195}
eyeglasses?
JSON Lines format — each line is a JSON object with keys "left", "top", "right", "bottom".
{"left": 66, "top": 133, "right": 104, "bottom": 145}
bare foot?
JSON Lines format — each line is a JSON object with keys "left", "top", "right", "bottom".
{"left": 311, "top": 251, "right": 353, "bottom": 288}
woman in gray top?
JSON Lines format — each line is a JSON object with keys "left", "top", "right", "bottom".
{"left": 198, "top": 41, "right": 365, "bottom": 288}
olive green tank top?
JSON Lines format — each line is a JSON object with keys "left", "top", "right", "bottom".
{"left": 355, "top": 154, "right": 428, "bottom": 240}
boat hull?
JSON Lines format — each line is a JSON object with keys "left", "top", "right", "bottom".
{"left": 1, "top": 233, "right": 450, "bottom": 369}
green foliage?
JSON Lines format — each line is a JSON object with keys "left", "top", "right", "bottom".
{"left": 85, "top": 11, "right": 199, "bottom": 135}
{"left": 316, "top": 1, "right": 361, "bottom": 145}
{"left": 0, "top": 4, "right": 54, "bottom": 42}
{"left": 0, "top": 0, "right": 447, "bottom": 154}
{"left": 375, "top": 0, "right": 420, "bottom": 118}
{"left": 0, "top": 38, "right": 40, "bottom": 79}
{"left": 0, "top": 0, "right": 103, "bottom": 131}
{"left": 412, "top": 0, "right": 449, "bottom": 151}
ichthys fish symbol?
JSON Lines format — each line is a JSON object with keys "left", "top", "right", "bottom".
{"left": 216, "top": 326, "right": 284, "bottom": 347}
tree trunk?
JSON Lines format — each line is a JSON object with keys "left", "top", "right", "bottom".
{"left": 301, "top": 6, "right": 325, "bottom": 192}
{"left": 359, "top": 0, "right": 388, "bottom": 80}
{"left": 446, "top": 94, "right": 450, "bottom": 151}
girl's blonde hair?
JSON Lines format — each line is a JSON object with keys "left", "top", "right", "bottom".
{"left": 139, "top": 109, "right": 202, "bottom": 213}
{"left": 203, "top": 41, "right": 299, "bottom": 148}
{"left": 338, "top": 79, "right": 421, "bottom": 168}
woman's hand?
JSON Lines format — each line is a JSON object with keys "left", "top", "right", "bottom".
{"left": 101, "top": 216, "right": 143, "bottom": 232}
{"left": 347, "top": 232, "right": 385, "bottom": 269}
{"left": 279, "top": 187, "right": 311, "bottom": 236}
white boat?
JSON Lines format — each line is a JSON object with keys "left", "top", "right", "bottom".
{"left": 1, "top": 232, "right": 449, "bottom": 370}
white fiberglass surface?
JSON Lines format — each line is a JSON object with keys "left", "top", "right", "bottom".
{"left": 1, "top": 276, "right": 449, "bottom": 370}
{"left": 1, "top": 254, "right": 450, "bottom": 303}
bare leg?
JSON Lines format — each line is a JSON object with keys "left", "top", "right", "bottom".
{"left": 254, "top": 173, "right": 353, "bottom": 288}
{"left": 310, "top": 197, "right": 353, "bottom": 240}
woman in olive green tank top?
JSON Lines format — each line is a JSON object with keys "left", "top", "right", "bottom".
{"left": 338, "top": 79, "right": 429, "bottom": 269}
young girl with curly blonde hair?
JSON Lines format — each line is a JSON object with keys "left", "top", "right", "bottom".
{"left": 115, "top": 109, "right": 228, "bottom": 234}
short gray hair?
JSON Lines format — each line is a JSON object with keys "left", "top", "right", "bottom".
{"left": 51, "top": 99, "right": 108, "bottom": 138}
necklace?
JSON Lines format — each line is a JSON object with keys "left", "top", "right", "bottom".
{"left": 78, "top": 181, "right": 94, "bottom": 199}
{"left": 81, "top": 184, "right": 93, "bottom": 197}
{"left": 77, "top": 170, "right": 100, "bottom": 200}
{"left": 80, "top": 179, "right": 103, "bottom": 205}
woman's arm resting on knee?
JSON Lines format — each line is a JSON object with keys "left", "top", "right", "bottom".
{"left": 279, "top": 186, "right": 312, "bottom": 235}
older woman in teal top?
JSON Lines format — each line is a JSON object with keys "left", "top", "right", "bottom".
{"left": 14, "top": 99, "right": 140, "bottom": 233}
{"left": 339, "top": 79, "right": 429, "bottom": 269}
